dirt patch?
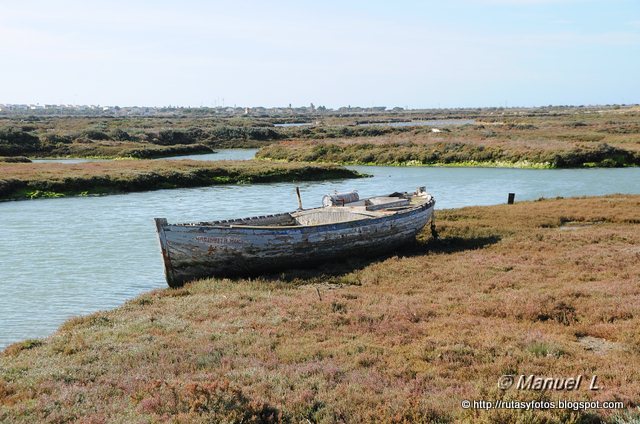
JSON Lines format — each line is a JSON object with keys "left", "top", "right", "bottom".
{"left": 577, "top": 336, "right": 620, "bottom": 354}
{"left": 558, "top": 221, "right": 601, "bottom": 231}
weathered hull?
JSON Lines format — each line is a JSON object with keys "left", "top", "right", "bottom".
{"left": 156, "top": 198, "right": 434, "bottom": 287}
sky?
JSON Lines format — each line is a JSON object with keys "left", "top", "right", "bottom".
{"left": 0, "top": 0, "right": 638, "bottom": 108}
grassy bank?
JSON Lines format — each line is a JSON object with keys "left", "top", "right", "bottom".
{"left": 256, "top": 107, "right": 640, "bottom": 168}
{"left": 0, "top": 160, "right": 363, "bottom": 201}
{"left": 257, "top": 141, "right": 640, "bottom": 169}
{"left": 36, "top": 142, "right": 215, "bottom": 159}
{"left": 0, "top": 156, "right": 31, "bottom": 163}
{"left": 1, "top": 195, "right": 639, "bottom": 422}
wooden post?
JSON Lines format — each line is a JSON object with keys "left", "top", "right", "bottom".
{"left": 296, "top": 187, "right": 303, "bottom": 210}
{"left": 507, "top": 193, "right": 515, "bottom": 204}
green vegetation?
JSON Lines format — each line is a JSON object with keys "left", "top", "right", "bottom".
{"left": 0, "top": 156, "right": 31, "bottom": 163}
{"left": 258, "top": 140, "right": 639, "bottom": 168}
{"left": 0, "top": 127, "right": 40, "bottom": 155}
{"left": 49, "top": 142, "right": 214, "bottom": 159}
{"left": 1, "top": 106, "right": 640, "bottom": 165}
{"left": 1, "top": 195, "right": 639, "bottom": 422}
{"left": 257, "top": 107, "right": 640, "bottom": 168}
{"left": 0, "top": 116, "right": 410, "bottom": 159}
{"left": 0, "top": 123, "right": 216, "bottom": 159}
{"left": 1, "top": 106, "right": 639, "bottom": 164}
{"left": 0, "top": 160, "right": 364, "bottom": 201}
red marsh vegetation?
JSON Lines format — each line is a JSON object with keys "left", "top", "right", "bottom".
{"left": 0, "top": 160, "right": 363, "bottom": 200}
{"left": 1, "top": 195, "right": 639, "bottom": 422}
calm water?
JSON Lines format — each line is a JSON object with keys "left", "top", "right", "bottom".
{"left": 31, "top": 149, "right": 257, "bottom": 163}
{"left": 273, "top": 122, "right": 313, "bottom": 127}
{"left": 163, "top": 149, "right": 258, "bottom": 161}
{"left": 1, "top": 150, "right": 639, "bottom": 348}
{"left": 357, "top": 119, "right": 475, "bottom": 127}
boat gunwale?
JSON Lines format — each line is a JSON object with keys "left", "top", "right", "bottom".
{"left": 165, "top": 197, "right": 434, "bottom": 231}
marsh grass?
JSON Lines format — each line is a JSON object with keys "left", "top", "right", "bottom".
{"left": 1, "top": 195, "right": 639, "bottom": 422}
{"left": 0, "top": 160, "right": 363, "bottom": 201}
{"left": 0, "top": 196, "right": 640, "bottom": 423}
{"left": 3, "top": 107, "right": 640, "bottom": 164}
{"left": 257, "top": 109, "right": 640, "bottom": 168}
{"left": 257, "top": 140, "right": 639, "bottom": 169}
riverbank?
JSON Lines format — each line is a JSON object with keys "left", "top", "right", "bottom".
{"left": 257, "top": 140, "right": 640, "bottom": 169}
{"left": 0, "top": 160, "right": 364, "bottom": 201}
{"left": 42, "top": 142, "right": 215, "bottom": 159}
{"left": 0, "top": 156, "right": 31, "bottom": 163}
{"left": 258, "top": 153, "right": 556, "bottom": 169}
{"left": 255, "top": 107, "right": 640, "bottom": 168}
{"left": 1, "top": 195, "right": 638, "bottom": 422}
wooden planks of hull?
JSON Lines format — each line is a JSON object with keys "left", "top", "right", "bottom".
{"left": 155, "top": 191, "right": 435, "bottom": 287}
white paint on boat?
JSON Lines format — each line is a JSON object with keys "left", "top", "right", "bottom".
{"left": 155, "top": 189, "right": 435, "bottom": 287}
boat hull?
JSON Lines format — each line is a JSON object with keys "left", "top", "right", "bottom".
{"left": 155, "top": 199, "right": 434, "bottom": 287}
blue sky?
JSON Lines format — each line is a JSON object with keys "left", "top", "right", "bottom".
{"left": 1, "top": 0, "right": 638, "bottom": 108}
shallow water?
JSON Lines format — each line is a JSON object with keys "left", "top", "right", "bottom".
{"left": 273, "top": 122, "right": 312, "bottom": 127}
{"left": 30, "top": 148, "right": 257, "bottom": 163}
{"left": 163, "top": 149, "right": 258, "bottom": 161}
{"left": 1, "top": 149, "right": 639, "bottom": 348}
{"left": 357, "top": 119, "right": 475, "bottom": 127}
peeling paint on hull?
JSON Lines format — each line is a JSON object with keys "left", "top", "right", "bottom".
{"left": 155, "top": 193, "right": 435, "bottom": 287}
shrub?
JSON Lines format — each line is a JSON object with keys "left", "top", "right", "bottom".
{"left": 81, "top": 129, "right": 111, "bottom": 140}
{"left": 109, "top": 129, "right": 135, "bottom": 141}
{"left": 153, "top": 129, "right": 198, "bottom": 145}
{"left": 0, "top": 127, "right": 41, "bottom": 155}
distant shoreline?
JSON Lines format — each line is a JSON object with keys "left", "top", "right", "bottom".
{"left": 2, "top": 106, "right": 639, "bottom": 168}
{"left": 256, "top": 146, "right": 640, "bottom": 169}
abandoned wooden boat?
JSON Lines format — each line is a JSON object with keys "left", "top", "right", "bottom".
{"left": 155, "top": 187, "right": 435, "bottom": 287}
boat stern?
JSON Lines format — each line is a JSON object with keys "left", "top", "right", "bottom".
{"left": 154, "top": 218, "right": 178, "bottom": 288}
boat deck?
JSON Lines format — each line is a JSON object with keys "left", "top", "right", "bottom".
{"left": 155, "top": 188, "right": 435, "bottom": 286}
{"left": 184, "top": 194, "right": 430, "bottom": 229}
